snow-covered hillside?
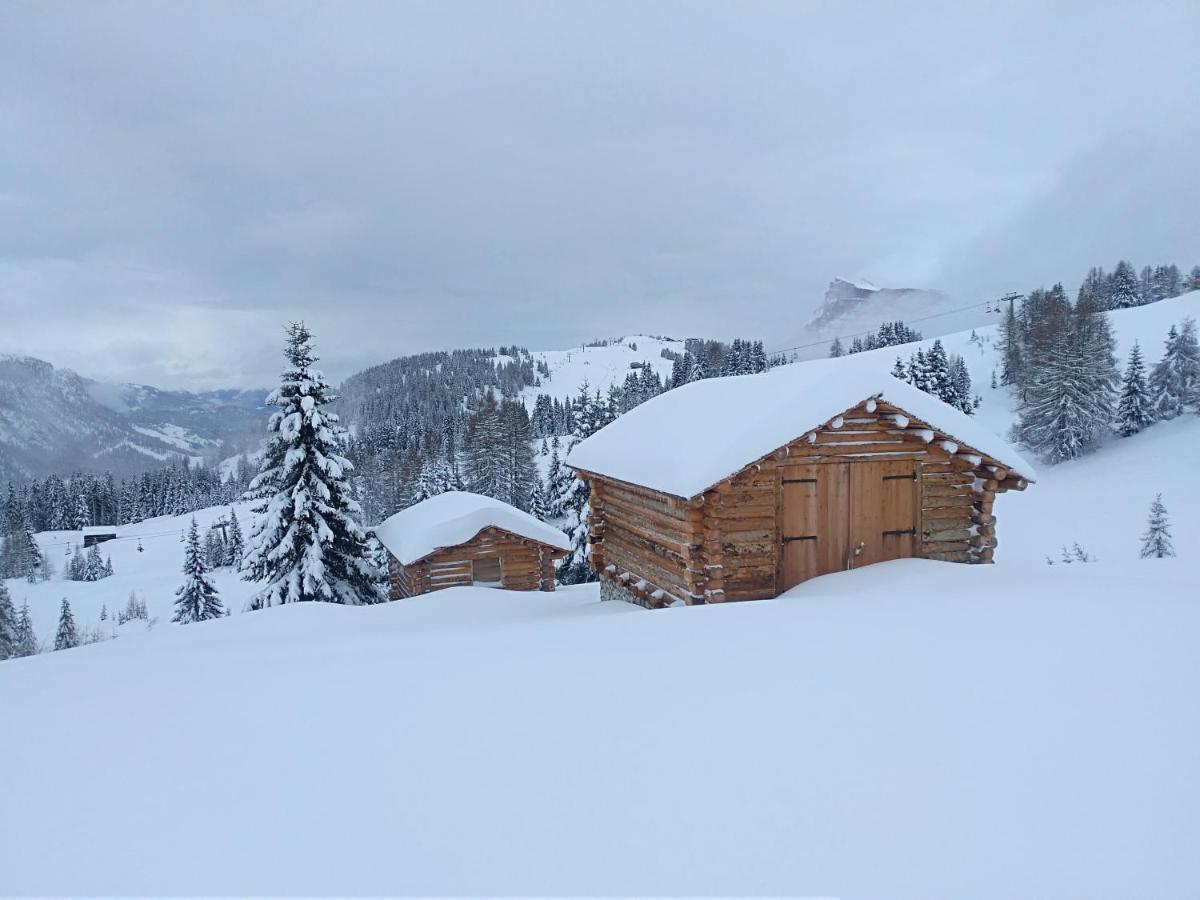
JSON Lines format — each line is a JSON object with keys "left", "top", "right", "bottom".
{"left": 843, "top": 289, "right": 1200, "bottom": 562}
{"left": 3, "top": 560, "right": 1197, "bottom": 897}
{"left": 12, "top": 503, "right": 260, "bottom": 648}
{"left": 508, "top": 334, "right": 683, "bottom": 406}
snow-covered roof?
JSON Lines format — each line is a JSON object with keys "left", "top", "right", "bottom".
{"left": 373, "top": 491, "right": 571, "bottom": 565}
{"left": 81, "top": 525, "right": 118, "bottom": 536}
{"left": 567, "top": 356, "right": 1037, "bottom": 499}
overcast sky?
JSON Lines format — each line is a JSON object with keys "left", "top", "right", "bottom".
{"left": 2, "top": 1, "right": 1197, "bottom": 389}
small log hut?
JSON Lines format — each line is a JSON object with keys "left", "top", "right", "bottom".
{"left": 567, "top": 362, "right": 1035, "bottom": 608}
{"left": 373, "top": 491, "right": 571, "bottom": 599}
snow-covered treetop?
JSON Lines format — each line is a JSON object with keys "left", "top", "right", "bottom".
{"left": 567, "top": 356, "right": 1037, "bottom": 499}
{"left": 373, "top": 491, "right": 571, "bottom": 566}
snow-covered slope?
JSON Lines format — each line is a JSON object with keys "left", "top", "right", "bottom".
{"left": 510, "top": 334, "right": 683, "bottom": 406}
{"left": 2, "top": 560, "right": 1197, "bottom": 897}
{"left": 839, "top": 289, "right": 1200, "bottom": 562}
{"left": 10, "top": 503, "right": 261, "bottom": 648}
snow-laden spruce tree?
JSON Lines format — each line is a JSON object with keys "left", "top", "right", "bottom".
{"left": 83, "top": 544, "right": 105, "bottom": 581}
{"left": 1148, "top": 320, "right": 1200, "bottom": 419}
{"left": 1139, "top": 494, "right": 1175, "bottom": 559}
{"left": 174, "top": 518, "right": 224, "bottom": 623}
{"left": 54, "top": 597, "right": 78, "bottom": 651}
{"left": 242, "top": 322, "right": 382, "bottom": 608}
{"left": 0, "top": 581, "right": 17, "bottom": 660}
{"left": 1116, "top": 342, "right": 1153, "bottom": 436}
{"left": 224, "top": 508, "right": 245, "bottom": 568}
{"left": 14, "top": 602, "right": 38, "bottom": 657}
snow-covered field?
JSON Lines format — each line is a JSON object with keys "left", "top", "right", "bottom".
{"left": 3, "top": 294, "right": 1199, "bottom": 896}
{"left": 3, "top": 561, "right": 1197, "bottom": 897}
{"left": 510, "top": 334, "right": 683, "bottom": 406}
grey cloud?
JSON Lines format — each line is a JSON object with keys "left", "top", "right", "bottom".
{"left": 1, "top": 1, "right": 1197, "bottom": 388}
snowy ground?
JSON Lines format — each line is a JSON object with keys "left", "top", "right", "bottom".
{"left": 3, "top": 295, "right": 1198, "bottom": 895}
{"left": 3, "top": 560, "right": 1197, "bottom": 897}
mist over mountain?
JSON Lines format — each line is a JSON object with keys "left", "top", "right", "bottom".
{"left": 0, "top": 355, "right": 268, "bottom": 483}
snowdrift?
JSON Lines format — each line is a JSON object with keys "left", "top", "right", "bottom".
{"left": 2, "top": 562, "right": 1198, "bottom": 897}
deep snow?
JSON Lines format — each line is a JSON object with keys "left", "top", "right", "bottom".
{"left": 3, "top": 293, "right": 1198, "bottom": 897}
{"left": 2, "top": 561, "right": 1197, "bottom": 897}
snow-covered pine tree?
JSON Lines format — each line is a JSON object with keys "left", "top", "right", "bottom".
{"left": 1149, "top": 319, "right": 1200, "bottom": 419}
{"left": 529, "top": 475, "right": 550, "bottom": 522}
{"left": 0, "top": 581, "right": 16, "bottom": 659}
{"left": 924, "top": 340, "right": 953, "bottom": 403}
{"left": 54, "top": 598, "right": 78, "bottom": 651}
{"left": 1139, "top": 494, "right": 1175, "bottom": 559}
{"left": 1116, "top": 341, "right": 1153, "bottom": 436}
{"left": 174, "top": 518, "right": 224, "bottom": 623}
{"left": 891, "top": 357, "right": 908, "bottom": 380}
{"left": 67, "top": 546, "right": 85, "bottom": 581}
{"left": 203, "top": 525, "right": 226, "bottom": 569}
{"left": 241, "top": 322, "right": 382, "bottom": 608}
{"left": 500, "top": 400, "right": 538, "bottom": 511}
{"left": 100, "top": 603, "right": 108, "bottom": 621}
{"left": 103, "top": 556, "right": 113, "bottom": 578}
{"left": 1015, "top": 330, "right": 1103, "bottom": 463}
{"left": 999, "top": 299, "right": 1024, "bottom": 387}
{"left": 83, "top": 543, "right": 104, "bottom": 581}
{"left": 947, "top": 354, "right": 974, "bottom": 414}
{"left": 907, "top": 349, "right": 929, "bottom": 391}
{"left": 1107, "top": 261, "right": 1142, "bottom": 309}
{"left": 1188, "top": 265, "right": 1200, "bottom": 293}
{"left": 829, "top": 337, "right": 845, "bottom": 358}
{"left": 224, "top": 509, "right": 245, "bottom": 568}
{"left": 1149, "top": 325, "right": 1181, "bottom": 419}
{"left": 14, "top": 602, "right": 38, "bottom": 657}
{"left": 463, "top": 390, "right": 507, "bottom": 501}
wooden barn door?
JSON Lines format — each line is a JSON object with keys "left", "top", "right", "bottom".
{"left": 848, "top": 459, "right": 918, "bottom": 568}
{"left": 779, "top": 464, "right": 849, "bottom": 592}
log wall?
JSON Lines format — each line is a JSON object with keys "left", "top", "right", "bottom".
{"left": 581, "top": 397, "right": 1026, "bottom": 608}
{"left": 386, "top": 526, "right": 565, "bottom": 599}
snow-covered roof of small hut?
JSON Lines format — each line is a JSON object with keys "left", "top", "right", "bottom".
{"left": 373, "top": 491, "right": 571, "bottom": 566}
{"left": 81, "top": 525, "right": 118, "bottom": 536}
{"left": 567, "top": 357, "right": 1037, "bottom": 499}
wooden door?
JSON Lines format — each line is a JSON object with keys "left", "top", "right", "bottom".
{"left": 472, "top": 555, "right": 502, "bottom": 584}
{"left": 848, "top": 459, "right": 918, "bottom": 568}
{"left": 779, "top": 463, "right": 849, "bottom": 591}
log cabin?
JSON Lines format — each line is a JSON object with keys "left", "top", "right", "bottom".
{"left": 373, "top": 491, "right": 571, "bottom": 598}
{"left": 567, "top": 359, "right": 1035, "bottom": 608}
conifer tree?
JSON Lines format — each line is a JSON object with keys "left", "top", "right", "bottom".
{"left": 891, "top": 357, "right": 908, "bottom": 380}
{"left": 1149, "top": 319, "right": 1200, "bottom": 418}
{"left": 529, "top": 476, "right": 550, "bottom": 522}
{"left": 0, "top": 581, "right": 16, "bottom": 660}
{"left": 54, "top": 598, "right": 78, "bottom": 651}
{"left": 828, "top": 337, "right": 844, "bottom": 358}
{"left": 67, "top": 546, "right": 86, "bottom": 581}
{"left": 1108, "top": 261, "right": 1142, "bottom": 309}
{"left": 242, "top": 322, "right": 382, "bottom": 607}
{"left": 83, "top": 544, "right": 105, "bottom": 581}
{"left": 174, "top": 518, "right": 224, "bottom": 623}
{"left": 224, "top": 509, "right": 245, "bottom": 568}
{"left": 14, "top": 602, "right": 38, "bottom": 657}
{"left": 1116, "top": 342, "right": 1153, "bottom": 436}
{"left": 1139, "top": 494, "right": 1175, "bottom": 559}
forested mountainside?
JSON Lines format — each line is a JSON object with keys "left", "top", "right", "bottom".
{"left": 335, "top": 335, "right": 769, "bottom": 528}
{"left": 0, "top": 356, "right": 267, "bottom": 483}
